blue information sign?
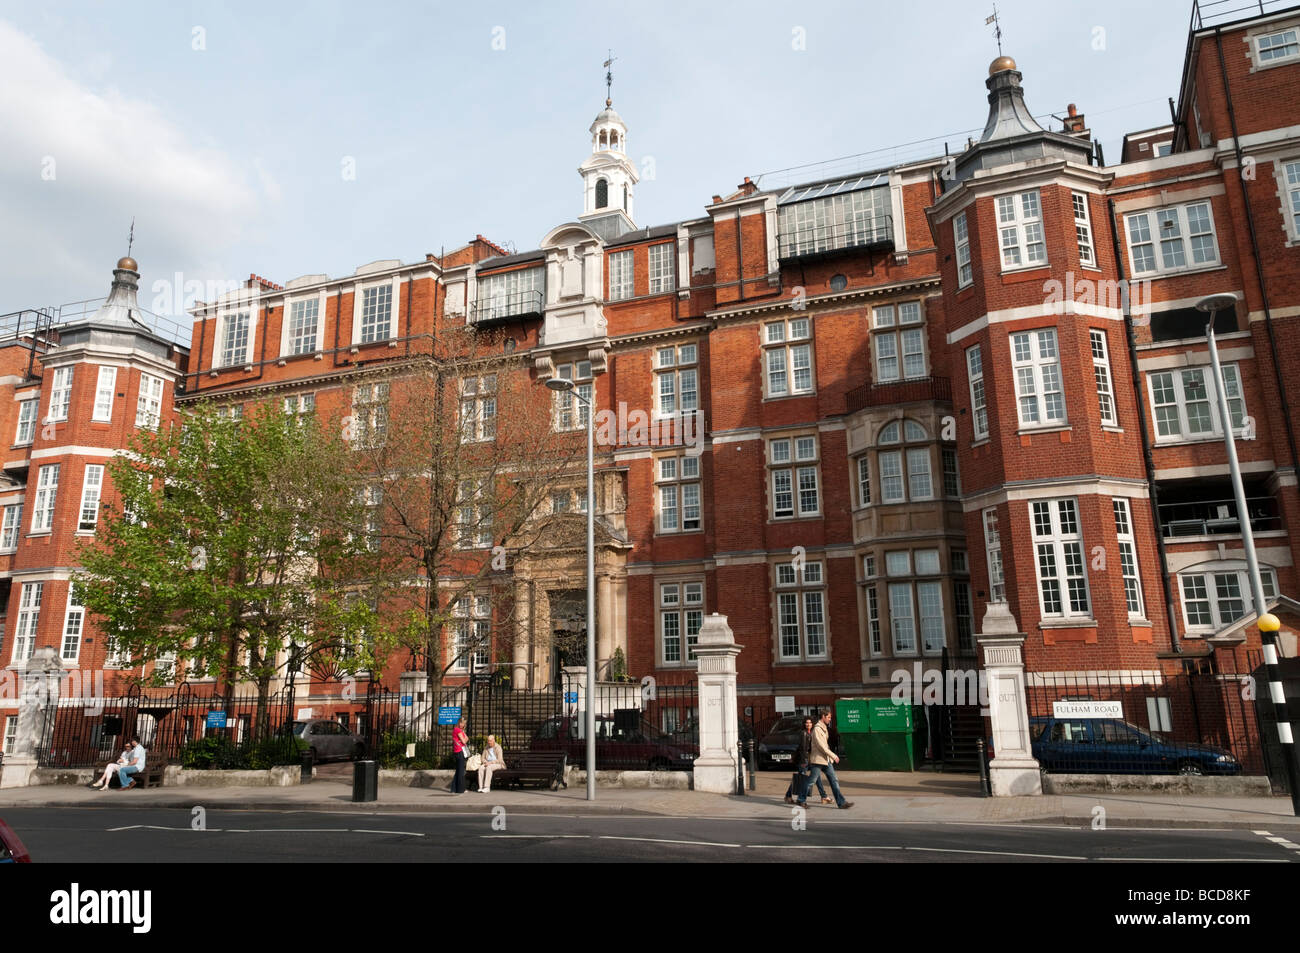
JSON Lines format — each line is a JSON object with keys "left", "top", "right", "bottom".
{"left": 206, "top": 711, "right": 228, "bottom": 729}
{"left": 400, "top": 694, "right": 413, "bottom": 708}
{"left": 437, "top": 706, "right": 462, "bottom": 726}
{"left": 564, "top": 692, "right": 578, "bottom": 704}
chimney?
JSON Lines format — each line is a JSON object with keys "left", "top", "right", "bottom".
{"left": 736, "top": 176, "right": 758, "bottom": 196}
{"left": 1063, "top": 103, "right": 1087, "bottom": 134}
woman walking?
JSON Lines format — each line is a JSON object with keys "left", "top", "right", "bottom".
{"left": 451, "top": 717, "right": 469, "bottom": 794}
{"left": 477, "top": 734, "right": 505, "bottom": 792}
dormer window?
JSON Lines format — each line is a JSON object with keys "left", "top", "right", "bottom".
{"left": 596, "top": 178, "right": 609, "bottom": 210}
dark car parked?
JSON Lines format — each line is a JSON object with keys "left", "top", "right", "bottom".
{"left": 1028, "top": 716, "right": 1241, "bottom": 775}
{"left": 529, "top": 714, "right": 697, "bottom": 771}
{"left": 756, "top": 716, "right": 807, "bottom": 770}
{"left": 292, "top": 719, "right": 366, "bottom": 763}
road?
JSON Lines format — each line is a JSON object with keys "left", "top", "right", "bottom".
{"left": 4, "top": 807, "right": 1298, "bottom": 863}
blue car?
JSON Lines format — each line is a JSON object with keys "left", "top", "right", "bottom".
{"left": 1029, "top": 716, "right": 1241, "bottom": 775}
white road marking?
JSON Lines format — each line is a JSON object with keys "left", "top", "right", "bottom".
{"left": 1254, "top": 830, "right": 1300, "bottom": 857}
{"left": 480, "top": 834, "right": 591, "bottom": 839}
{"left": 599, "top": 835, "right": 743, "bottom": 848}
{"left": 1096, "top": 857, "right": 1289, "bottom": 863}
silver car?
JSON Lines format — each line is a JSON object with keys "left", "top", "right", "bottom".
{"left": 292, "top": 719, "right": 365, "bottom": 763}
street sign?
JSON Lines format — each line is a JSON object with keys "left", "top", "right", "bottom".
{"left": 296, "top": 708, "right": 313, "bottom": 720}
{"left": 400, "top": 695, "right": 413, "bottom": 707}
{"left": 775, "top": 695, "right": 795, "bottom": 714}
{"left": 437, "top": 706, "right": 462, "bottom": 726}
{"left": 206, "top": 711, "right": 227, "bottom": 729}
{"left": 1053, "top": 700, "right": 1123, "bottom": 719}
{"left": 564, "top": 692, "right": 578, "bottom": 704}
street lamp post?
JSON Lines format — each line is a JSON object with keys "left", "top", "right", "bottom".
{"left": 1198, "top": 293, "right": 1300, "bottom": 814}
{"left": 545, "top": 376, "right": 597, "bottom": 801}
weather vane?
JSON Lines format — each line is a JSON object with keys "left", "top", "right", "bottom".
{"left": 603, "top": 50, "right": 616, "bottom": 106}
{"left": 986, "top": 5, "right": 1003, "bottom": 56}
{"left": 127, "top": 217, "right": 135, "bottom": 258}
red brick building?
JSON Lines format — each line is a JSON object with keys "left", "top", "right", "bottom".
{"left": 6, "top": 4, "right": 1300, "bottom": 751}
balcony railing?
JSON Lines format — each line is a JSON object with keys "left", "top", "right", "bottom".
{"left": 470, "top": 289, "right": 544, "bottom": 324}
{"left": 1190, "top": 0, "right": 1287, "bottom": 31}
{"left": 1158, "top": 496, "right": 1282, "bottom": 539}
{"left": 777, "top": 216, "right": 894, "bottom": 262}
{"left": 846, "top": 376, "right": 952, "bottom": 413}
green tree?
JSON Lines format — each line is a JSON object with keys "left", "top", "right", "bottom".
{"left": 76, "top": 400, "right": 379, "bottom": 732}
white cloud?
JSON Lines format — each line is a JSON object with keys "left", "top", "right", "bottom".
{"left": 0, "top": 20, "right": 271, "bottom": 315}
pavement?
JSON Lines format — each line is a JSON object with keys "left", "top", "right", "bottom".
{"left": 4, "top": 768, "right": 1299, "bottom": 830}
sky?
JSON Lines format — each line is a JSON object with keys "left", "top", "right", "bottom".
{"left": 1, "top": 0, "right": 1197, "bottom": 318}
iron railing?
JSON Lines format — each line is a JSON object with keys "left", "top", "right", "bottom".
{"left": 778, "top": 215, "right": 894, "bottom": 261}
{"left": 1191, "top": 0, "right": 1292, "bottom": 31}
{"left": 1022, "top": 669, "right": 1271, "bottom": 779}
{"left": 1157, "top": 495, "right": 1282, "bottom": 538}
{"left": 470, "top": 288, "right": 544, "bottom": 324}
{"left": 846, "top": 375, "right": 952, "bottom": 412}
{"left": 36, "top": 683, "right": 298, "bottom": 769}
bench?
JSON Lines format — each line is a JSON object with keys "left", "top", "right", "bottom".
{"left": 109, "top": 761, "right": 166, "bottom": 789}
{"left": 493, "top": 752, "right": 568, "bottom": 791}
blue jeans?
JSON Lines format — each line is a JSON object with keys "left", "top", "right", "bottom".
{"left": 117, "top": 764, "right": 141, "bottom": 788}
{"left": 799, "top": 761, "right": 845, "bottom": 806}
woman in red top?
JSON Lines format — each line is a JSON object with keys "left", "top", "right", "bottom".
{"left": 451, "top": 717, "right": 469, "bottom": 794}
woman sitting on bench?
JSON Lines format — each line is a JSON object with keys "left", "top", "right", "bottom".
{"left": 477, "top": 735, "right": 505, "bottom": 793}
{"left": 89, "top": 744, "right": 133, "bottom": 791}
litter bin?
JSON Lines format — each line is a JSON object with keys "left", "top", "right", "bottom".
{"left": 352, "top": 759, "right": 378, "bottom": 802}
{"left": 300, "top": 748, "right": 314, "bottom": 783}
{"left": 834, "top": 699, "right": 872, "bottom": 770}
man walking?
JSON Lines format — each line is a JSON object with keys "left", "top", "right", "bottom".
{"left": 798, "top": 709, "right": 852, "bottom": 809}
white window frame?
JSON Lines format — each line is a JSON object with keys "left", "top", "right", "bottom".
{"left": 0, "top": 504, "right": 21, "bottom": 550}
{"left": 459, "top": 374, "right": 497, "bottom": 443}
{"left": 61, "top": 585, "right": 85, "bottom": 663}
{"left": 608, "top": 249, "right": 634, "bottom": 301}
{"left": 31, "top": 463, "right": 59, "bottom": 533}
{"left": 352, "top": 277, "right": 399, "bottom": 345}
{"left": 1124, "top": 201, "right": 1220, "bottom": 277}
{"left": 1031, "top": 498, "right": 1092, "bottom": 620}
{"left": 283, "top": 393, "right": 316, "bottom": 419}
{"left": 654, "top": 343, "right": 699, "bottom": 418}
{"left": 876, "top": 419, "right": 932, "bottom": 504}
{"left": 351, "top": 381, "right": 389, "bottom": 449}
{"left": 996, "top": 189, "right": 1046, "bottom": 270}
{"left": 1148, "top": 363, "right": 1245, "bottom": 443}
{"left": 1089, "top": 329, "right": 1118, "bottom": 427}
{"left": 553, "top": 361, "right": 593, "bottom": 432}
{"left": 855, "top": 454, "right": 871, "bottom": 507}
{"left": 768, "top": 436, "right": 820, "bottom": 519}
{"left": 477, "top": 266, "right": 544, "bottom": 322}
{"left": 454, "top": 479, "right": 493, "bottom": 551}
{"left": 283, "top": 293, "right": 323, "bottom": 356}
{"left": 78, "top": 463, "right": 104, "bottom": 532}
{"left": 1179, "top": 567, "right": 1278, "bottom": 632}
{"left": 775, "top": 561, "right": 828, "bottom": 662}
{"left": 135, "top": 373, "right": 164, "bottom": 429}
{"left": 1112, "top": 498, "right": 1145, "bottom": 620}
{"left": 647, "top": 242, "right": 674, "bottom": 295}
{"left": 1072, "top": 191, "right": 1096, "bottom": 267}
{"left": 1011, "top": 328, "right": 1065, "bottom": 429}
{"left": 450, "top": 595, "right": 491, "bottom": 673}
{"left": 217, "top": 311, "right": 252, "bottom": 368}
{"left": 49, "top": 366, "right": 73, "bottom": 422}
{"left": 12, "top": 582, "right": 42, "bottom": 664}
{"left": 763, "top": 318, "right": 814, "bottom": 398}
{"left": 659, "top": 580, "right": 705, "bottom": 666}
{"left": 655, "top": 454, "right": 701, "bottom": 534}
{"left": 1253, "top": 25, "right": 1300, "bottom": 68}
{"left": 942, "top": 448, "right": 960, "bottom": 498}
{"left": 872, "top": 302, "right": 926, "bottom": 383}
{"left": 983, "top": 506, "right": 1006, "bottom": 603}
{"left": 966, "top": 345, "right": 988, "bottom": 441}
{"left": 954, "top": 210, "right": 972, "bottom": 287}
{"left": 15, "top": 397, "right": 37, "bottom": 445}
{"left": 2, "top": 716, "right": 16, "bottom": 756}
{"left": 92, "top": 366, "right": 118, "bottom": 422}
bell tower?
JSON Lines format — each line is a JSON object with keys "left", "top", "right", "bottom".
{"left": 578, "top": 57, "right": 638, "bottom": 241}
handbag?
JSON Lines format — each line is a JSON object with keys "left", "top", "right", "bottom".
{"left": 466, "top": 753, "right": 482, "bottom": 771}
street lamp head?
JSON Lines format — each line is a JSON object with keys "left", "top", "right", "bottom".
{"left": 1259, "top": 612, "right": 1282, "bottom": 633}
{"left": 544, "top": 376, "right": 575, "bottom": 393}
{"left": 1195, "top": 293, "right": 1238, "bottom": 314}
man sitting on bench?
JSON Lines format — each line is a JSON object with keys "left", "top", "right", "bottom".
{"left": 117, "top": 737, "right": 146, "bottom": 791}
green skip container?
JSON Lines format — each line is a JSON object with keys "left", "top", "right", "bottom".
{"left": 834, "top": 698, "right": 914, "bottom": 772}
